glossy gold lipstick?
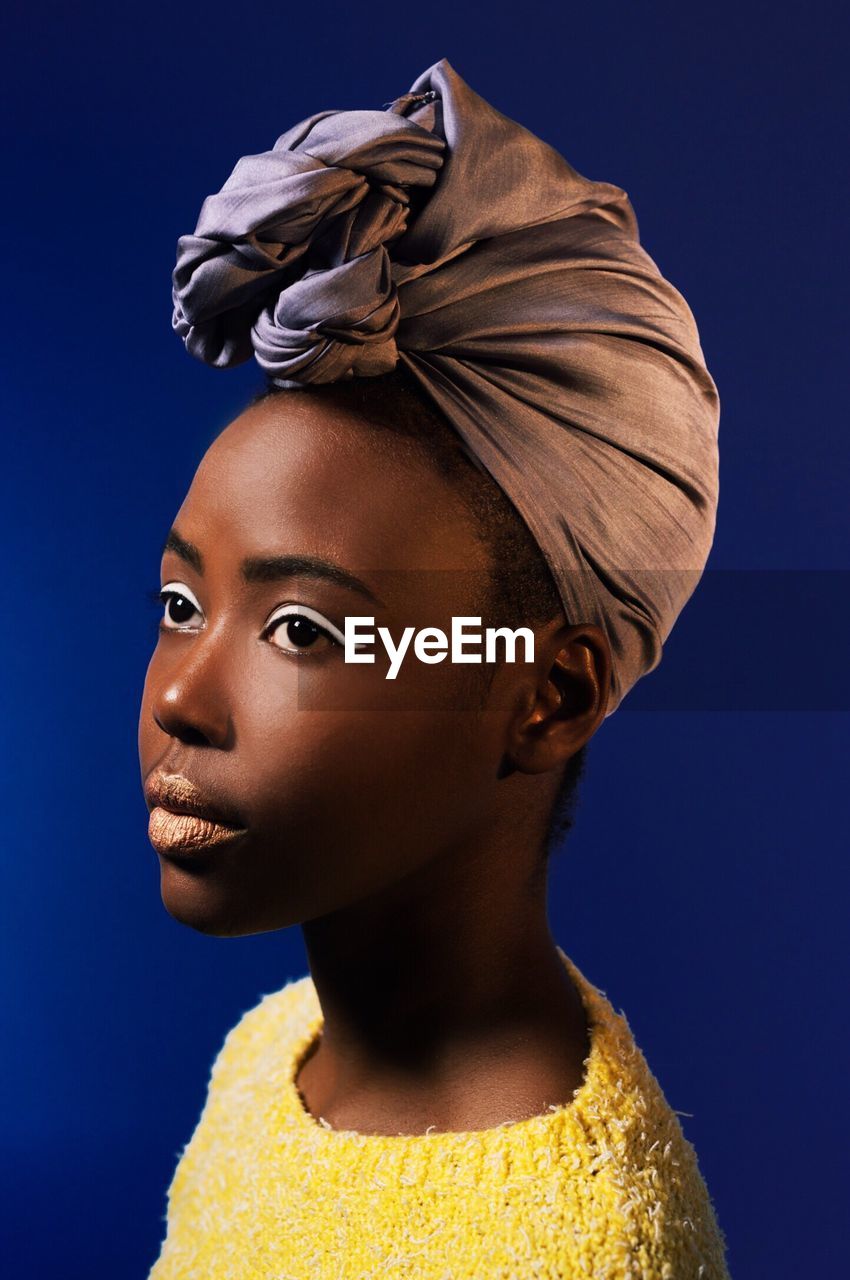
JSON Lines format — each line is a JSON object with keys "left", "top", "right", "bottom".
{"left": 148, "top": 807, "right": 246, "bottom": 854}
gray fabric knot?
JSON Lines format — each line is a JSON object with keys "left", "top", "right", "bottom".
{"left": 172, "top": 105, "right": 445, "bottom": 384}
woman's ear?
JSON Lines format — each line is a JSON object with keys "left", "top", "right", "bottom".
{"left": 506, "top": 623, "right": 611, "bottom": 777}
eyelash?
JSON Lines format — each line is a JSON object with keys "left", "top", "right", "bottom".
{"left": 144, "top": 587, "right": 342, "bottom": 653}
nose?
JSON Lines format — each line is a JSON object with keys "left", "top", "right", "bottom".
{"left": 150, "top": 633, "right": 235, "bottom": 749}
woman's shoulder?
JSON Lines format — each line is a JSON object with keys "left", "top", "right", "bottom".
{"left": 164, "top": 973, "right": 314, "bottom": 1182}
{"left": 560, "top": 959, "right": 731, "bottom": 1278}
{"left": 209, "top": 970, "right": 315, "bottom": 1093}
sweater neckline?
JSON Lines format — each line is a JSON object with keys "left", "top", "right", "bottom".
{"left": 278, "top": 945, "right": 616, "bottom": 1146}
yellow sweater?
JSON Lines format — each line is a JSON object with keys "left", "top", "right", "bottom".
{"left": 148, "top": 948, "right": 731, "bottom": 1279}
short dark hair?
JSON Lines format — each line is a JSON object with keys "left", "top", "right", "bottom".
{"left": 248, "top": 365, "right": 589, "bottom": 858}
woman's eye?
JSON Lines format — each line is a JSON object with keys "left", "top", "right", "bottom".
{"left": 158, "top": 585, "right": 203, "bottom": 630}
{"left": 265, "top": 605, "right": 346, "bottom": 655}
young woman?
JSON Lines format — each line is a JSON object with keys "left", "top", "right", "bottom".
{"left": 140, "top": 59, "right": 731, "bottom": 1279}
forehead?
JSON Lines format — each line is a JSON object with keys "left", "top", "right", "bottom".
{"left": 170, "top": 393, "right": 493, "bottom": 600}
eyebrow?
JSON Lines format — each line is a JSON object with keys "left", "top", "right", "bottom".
{"left": 161, "top": 528, "right": 385, "bottom": 607}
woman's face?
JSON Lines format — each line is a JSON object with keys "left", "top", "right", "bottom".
{"left": 138, "top": 393, "right": 527, "bottom": 937}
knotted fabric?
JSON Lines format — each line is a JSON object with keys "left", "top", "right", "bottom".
{"left": 172, "top": 58, "right": 720, "bottom": 716}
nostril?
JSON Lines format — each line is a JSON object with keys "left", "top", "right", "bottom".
{"left": 153, "top": 710, "right": 210, "bottom": 747}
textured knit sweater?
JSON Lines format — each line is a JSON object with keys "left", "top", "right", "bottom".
{"left": 147, "top": 948, "right": 731, "bottom": 1279}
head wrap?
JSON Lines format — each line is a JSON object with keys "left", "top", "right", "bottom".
{"left": 172, "top": 58, "right": 720, "bottom": 717}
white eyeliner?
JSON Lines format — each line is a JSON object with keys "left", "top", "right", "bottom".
{"left": 266, "top": 604, "right": 347, "bottom": 647}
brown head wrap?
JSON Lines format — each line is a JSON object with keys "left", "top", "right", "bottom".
{"left": 172, "top": 58, "right": 720, "bottom": 716}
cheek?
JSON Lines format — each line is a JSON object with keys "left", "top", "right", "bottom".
{"left": 246, "top": 698, "right": 494, "bottom": 867}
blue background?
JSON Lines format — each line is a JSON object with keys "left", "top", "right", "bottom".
{"left": 3, "top": 2, "right": 848, "bottom": 1275}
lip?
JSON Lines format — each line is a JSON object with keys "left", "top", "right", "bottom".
{"left": 145, "top": 772, "right": 248, "bottom": 855}
{"left": 148, "top": 806, "right": 247, "bottom": 855}
{"left": 146, "top": 771, "right": 246, "bottom": 825}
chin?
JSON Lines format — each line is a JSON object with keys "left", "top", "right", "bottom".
{"left": 158, "top": 862, "right": 247, "bottom": 936}
{"left": 158, "top": 860, "right": 303, "bottom": 937}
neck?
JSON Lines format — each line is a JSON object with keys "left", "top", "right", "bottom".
{"left": 297, "top": 819, "right": 590, "bottom": 1134}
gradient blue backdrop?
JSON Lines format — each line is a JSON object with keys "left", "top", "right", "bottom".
{"left": 3, "top": 2, "right": 848, "bottom": 1275}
